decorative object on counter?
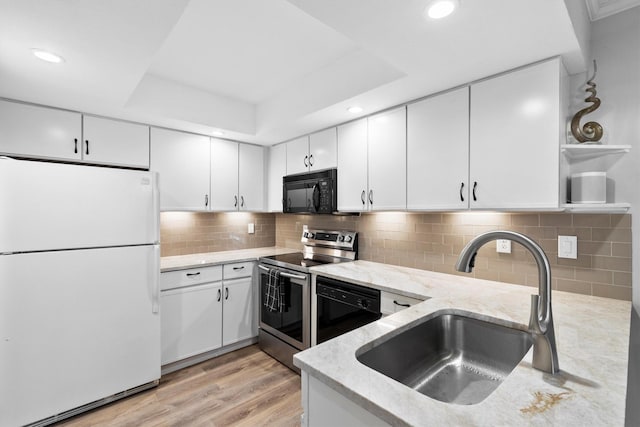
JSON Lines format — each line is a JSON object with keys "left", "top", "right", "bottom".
{"left": 570, "top": 60, "right": 604, "bottom": 144}
{"left": 456, "top": 230, "right": 559, "bottom": 374}
{"left": 570, "top": 172, "right": 607, "bottom": 204}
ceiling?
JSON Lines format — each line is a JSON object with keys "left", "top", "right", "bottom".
{"left": 0, "top": 0, "right": 634, "bottom": 145}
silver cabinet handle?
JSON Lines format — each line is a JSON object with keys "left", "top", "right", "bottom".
{"left": 361, "top": 190, "right": 366, "bottom": 205}
{"left": 368, "top": 189, "right": 373, "bottom": 205}
{"left": 234, "top": 195, "right": 238, "bottom": 207}
{"left": 304, "top": 155, "right": 308, "bottom": 167}
{"left": 240, "top": 195, "right": 245, "bottom": 208}
{"left": 225, "top": 287, "right": 229, "bottom": 300}
{"left": 309, "top": 154, "right": 314, "bottom": 167}
{"left": 217, "top": 289, "right": 221, "bottom": 302}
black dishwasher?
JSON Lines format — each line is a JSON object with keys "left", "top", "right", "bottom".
{"left": 315, "top": 276, "right": 381, "bottom": 345}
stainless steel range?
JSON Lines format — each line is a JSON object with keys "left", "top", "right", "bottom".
{"left": 257, "top": 227, "right": 357, "bottom": 372}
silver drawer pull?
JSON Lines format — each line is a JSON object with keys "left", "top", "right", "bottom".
{"left": 186, "top": 272, "right": 201, "bottom": 277}
{"left": 233, "top": 266, "right": 245, "bottom": 270}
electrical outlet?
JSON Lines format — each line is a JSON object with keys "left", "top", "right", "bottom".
{"left": 496, "top": 239, "right": 511, "bottom": 254}
{"left": 248, "top": 223, "right": 255, "bottom": 234}
{"left": 558, "top": 235, "right": 577, "bottom": 259}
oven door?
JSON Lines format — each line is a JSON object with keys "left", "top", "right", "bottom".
{"left": 258, "top": 264, "right": 310, "bottom": 350}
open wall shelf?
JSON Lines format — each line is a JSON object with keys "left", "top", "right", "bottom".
{"left": 561, "top": 144, "right": 631, "bottom": 160}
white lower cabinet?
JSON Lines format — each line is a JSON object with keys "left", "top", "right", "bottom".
{"left": 222, "top": 277, "right": 254, "bottom": 346}
{"left": 160, "top": 262, "right": 256, "bottom": 366}
{"left": 380, "top": 291, "right": 424, "bottom": 316}
{"left": 161, "top": 282, "right": 223, "bottom": 365}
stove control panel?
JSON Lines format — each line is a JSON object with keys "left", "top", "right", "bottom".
{"left": 301, "top": 228, "right": 357, "bottom": 251}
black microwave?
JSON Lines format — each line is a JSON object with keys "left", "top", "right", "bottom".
{"left": 283, "top": 168, "right": 337, "bottom": 214}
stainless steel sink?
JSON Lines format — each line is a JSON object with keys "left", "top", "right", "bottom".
{"left": 356, "top": 312, "right": 533, "bottom": 405}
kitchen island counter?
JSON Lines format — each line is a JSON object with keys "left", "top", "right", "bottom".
{"left": 295, "top": 260, "right": 631, "bottom": 426}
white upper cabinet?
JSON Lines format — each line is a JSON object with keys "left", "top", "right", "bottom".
{"left": 286, "top": 136, "right": 309, "bottom": 175}
{"left": 0, "top": 99, "right": 81, "bottom": 162}
{"left": 337, "top": 119, "right": 368, "bottom": 212}
{"left": 0, "top": 100, "right": 149, "bottom": 168}
{"left": 82, "top": 116, "right": 149, "bottom": 169}
{"left": 407, "top": 87, "right": 470, "bottom": 210}
{"left": 210, "top": 138, "right": 239, "bottom": 211}
{"left": 210, "top": 140, "right": 265, "bottom": 212}
{"left": 309, "top": 128, "right": 337, "bottom": 171}
{"left": 469, "top": 58, "right": 565, "bottom": 210}
{"left": 150, "top": 128, "right": 210, "bottom": 211}
{"left": 238, "top": 143, "right": 265, "bottom": 211}
{"left": 267, "top": 143, "right": 286, "bottom": 212}
{"left": 286, "top": 128, "right": 337, "bottom": 175}
{"left": 367, "top": 107, "right": 407, "bottom": 211}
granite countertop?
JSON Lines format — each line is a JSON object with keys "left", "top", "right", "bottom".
{"left": 160, "top": 246, "right": 298, "bottom": 272}
{"left": 295, "top": 260, "right": 631, "bottom": 426}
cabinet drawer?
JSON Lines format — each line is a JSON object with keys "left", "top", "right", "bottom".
{"left": 223, "top": 262, "right": 253, "bottom": 279}
{"left": 160, "top": 265, "right": 223, "bottom": 290}
{"left": 380, "top": 291, "right": 424, "bottom": 315}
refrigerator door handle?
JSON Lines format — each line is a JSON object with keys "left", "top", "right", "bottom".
{"left": 151, "top": 244, "right": 160, "bottom": 314}
{"left": 151, "top": 172, "right": 160, "bottom": 243}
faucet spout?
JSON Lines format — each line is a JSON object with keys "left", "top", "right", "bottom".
{"left": 455, "top": 230, "right": 559, "bottom": 374}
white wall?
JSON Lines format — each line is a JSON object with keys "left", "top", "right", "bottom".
{"left": 572, "top": 6, "right": 640, "bottom": 308}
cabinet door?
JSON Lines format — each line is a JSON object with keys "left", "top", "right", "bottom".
{"left": 0, "top": 99, "right": 81, "bottom": 161}
{"left": 160, "top": 282, "right": 222, "bottom": 365}
{"left": 368, "top": 107, "right": 407, "bottom": 211}
{"left": 470, "top": 59, "right": 562, "bottom": 210}
{"left": 286, "top": 136, "right": 310, "bottom": 175}
{"left": 211, "top": 138, "right": 239, "bottom": 211}
{"left": 150, "top": 128, "right": 210, "bottom": 211}
{"left": 82, "top": 116, "right": 149, "bottom": 168}
{"left": 222, "top": 277, "right": 254, "bottom": 346}
{"left": 238, "top": 143, "right": 265, "bottom": 211}
{"left": 267, "top": 144, "right": 286, "bottom": 212}
{"left": 407, "top": 88, "right": 469, "bottom": 210}
{"left": 309, "top": 128, "right": 337, "bottom": 171}
{"left": 337, "top": 119, "right": 368, "bottom": 212}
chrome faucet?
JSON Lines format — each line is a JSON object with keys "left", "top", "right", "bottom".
{"left": 455, "top": 230, "right": 559, "bottom": 374}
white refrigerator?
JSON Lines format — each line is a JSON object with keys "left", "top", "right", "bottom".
{"left": 0, "top": 157, "right": 161, "bottom": 427}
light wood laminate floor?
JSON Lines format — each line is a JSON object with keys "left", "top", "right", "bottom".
{"left": 56, "top": 345, "right": 302, "bottom": 427}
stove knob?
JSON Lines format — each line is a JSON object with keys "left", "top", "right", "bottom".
{"left": 360, "top": 299, "right": 369, "bottom": 309}
{"left": 345, "top": 235, "right": 353, "bottom": 243}
{"left": 307, "top": 232, "right": 314, "bottom": 239}
{"left": 338, "top": 235, "right": 345, "bottom": 242}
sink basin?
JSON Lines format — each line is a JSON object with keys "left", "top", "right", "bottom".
{"left": 356, "top": 312, "right": 533, "bottom": 405}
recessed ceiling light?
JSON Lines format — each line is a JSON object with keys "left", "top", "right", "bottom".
{"left": 211, "top": 130, "right": 225, "bottom": 137}
{"left": 425, "top": 0, "right": 459, "bottom": 19}
{"left": 347, "top": 106, "right": 363, "bottom": 113}
{"left": 31, "top": 49, "right": 65, "bottom": 64}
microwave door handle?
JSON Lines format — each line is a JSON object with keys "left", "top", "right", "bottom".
{"left": 312, "top": 184, "right": 321, "bottom": 212}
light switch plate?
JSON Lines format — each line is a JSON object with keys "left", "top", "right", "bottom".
{"left": 558, "top": 235, "right": 577, "bottom": 259}
{"left": 496, "top": 239, "right": 511, "bottom": 254}
{"left": 248, "top": 223, "right": 255, "bottom": 234}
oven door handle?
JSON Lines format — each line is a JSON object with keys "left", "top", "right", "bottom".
{"left": 258, "top": 264, "right": 307, "bottom": 281}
